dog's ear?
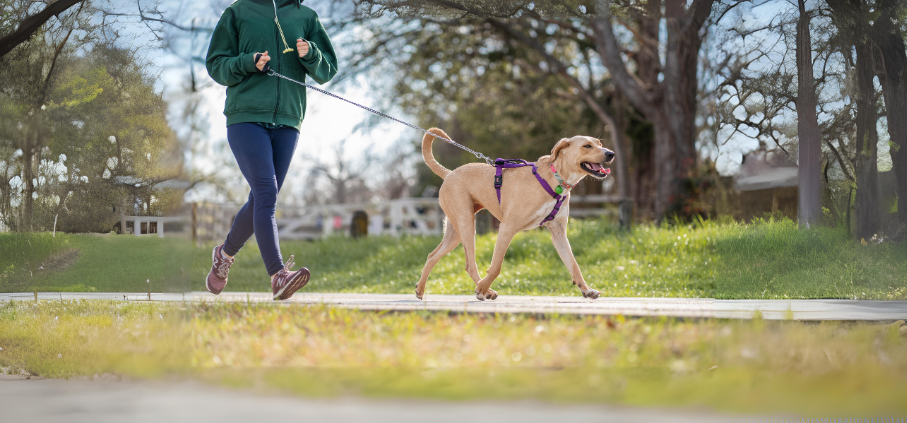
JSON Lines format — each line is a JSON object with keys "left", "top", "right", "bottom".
{"left": 551, "top": 138, "right": 570, "bottom": 158}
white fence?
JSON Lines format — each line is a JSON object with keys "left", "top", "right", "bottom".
{"left": 276, "top": 197, "right": 444, "bottom": 240}
{"left": 124, "top": 195, "right": 622, "bottom": 243}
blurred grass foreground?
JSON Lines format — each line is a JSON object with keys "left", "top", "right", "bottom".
{"left": 1, "top": 300, "right": 906, "bottom": 416}
{"left": 2, "top": 217, "right": 905, "bottom": 300}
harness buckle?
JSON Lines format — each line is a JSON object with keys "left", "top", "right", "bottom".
{"left": 494, "top": 175, "right": 502, "bottom": 188}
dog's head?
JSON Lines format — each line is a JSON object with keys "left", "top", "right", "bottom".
{"left": 549, "top": 136, "right": 615, "bottom": 179}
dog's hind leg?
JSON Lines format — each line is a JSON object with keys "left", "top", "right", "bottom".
{"left": 456, "top": 211, "right": 498, "bottom": 300}
{"left": 474, "top": 224, "right": 519, "bottom": 301}
{"left": 547, "top": 219, "right": 600, "bottom": 299}
{"left": 415, "top": 220, "right": 461, "bottom": 300}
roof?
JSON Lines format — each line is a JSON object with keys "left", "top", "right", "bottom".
{"left": 734, "top": 166, "right": 798, "bottom": 191}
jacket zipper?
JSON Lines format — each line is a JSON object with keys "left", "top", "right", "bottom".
{"left": 273, "top": 6, "right": 281, "bottom": 125}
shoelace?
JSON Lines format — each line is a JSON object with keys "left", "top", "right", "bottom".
{"left": 282, "top": 255, "right": 295, "bottom": 273}
{"left": 216, "top": 256, "right": 232, "bottom": 279}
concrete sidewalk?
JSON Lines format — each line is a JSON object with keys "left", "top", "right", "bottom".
{"left": 2, "top": 291, "right": 906, "bottom": 320}
{"left": 0, "top": 375, "right": 756, "bottom": 423}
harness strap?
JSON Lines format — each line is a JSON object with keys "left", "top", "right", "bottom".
{"left": 493, "top": 159, "right": 565, "bottom": 226}
{"left": 494, "top": 159, "right": 531, "bottom": 203}
{"left": 532, "top": 164, "right": 565, "bottom": 225}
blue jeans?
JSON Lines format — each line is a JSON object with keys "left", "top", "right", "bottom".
{"left": 222, "top": 123, "right": 299, "bottom": 276}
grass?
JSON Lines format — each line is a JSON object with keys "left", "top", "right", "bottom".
{"left": 715, "top": 218, "right": 907, "bottom": 300}
{"left": 193, "top": 217, "right": 906, "bottom": 300}
{"left": 1, "top": 299, "right": 906, "bottom": 416}
{"left": 0, "top": 233, "right": 191, "bottom": 293}
{"left": 0, "top": 232, "right": 67, "bottom": 286}
{"left": 3, "top": 217, "right": 905, "bottom": 299}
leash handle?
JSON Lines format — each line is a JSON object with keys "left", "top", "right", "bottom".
{"left": 254, "top": 53, "right": 270, "bottom": 73}
{"left": 266, "top": 70, "right": 494, "bottom": 165}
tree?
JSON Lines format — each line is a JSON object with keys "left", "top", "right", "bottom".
{"left": 795, "top": 0, "right": 823, "bottom": 228}
{"left": 356, "top": 19, "right": 609, "bottom": 200}
{"left": 338, "top": 0, "right": 728, "bottom": 221}
{"left": 869, "top": 0, "right": 907, "bottom": 229}
{"left": 0, "top": 0, "right": 179, "bottom": 232}
{"left": 0, "top": 0, "right": 83, "bottom": 58}
{"left": 827, "top": 0, "right": 881, "bottom": 239}
{"left": 592, "top": 0, "right": 717, "bottom": 219}
{"left": 0, "top": 0, "right": 168, "bottom": 59}
{"left": 303, "top": 141, "right": 377, "bottom": 205}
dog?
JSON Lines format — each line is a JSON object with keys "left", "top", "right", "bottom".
{"left": 416, "top": 128, "right": 615, "bottom": 301}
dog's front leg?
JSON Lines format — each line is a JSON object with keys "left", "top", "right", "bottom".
{"left": 475, "top": 225, "right": 519, "bottom": 301}
{"left": 547, "top": 219, "right": 600, "bottom": 299}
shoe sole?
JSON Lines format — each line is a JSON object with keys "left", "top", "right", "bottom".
{"left": 206, "top": 246, "right": 225, "bottom": 295}
{"left": 273, "top": 268, "right": 310, "bottom": 301}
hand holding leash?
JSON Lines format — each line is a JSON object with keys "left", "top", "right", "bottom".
{"left": 254, "top": 52, "right": 271, "bottom": 72}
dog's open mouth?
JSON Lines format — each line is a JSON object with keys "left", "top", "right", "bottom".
{"left": 581, "top": 162, "right": 611, "bottom": 178}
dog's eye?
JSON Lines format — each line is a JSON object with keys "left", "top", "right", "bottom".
{"left": 584, "top": 145, "right": 592, "bottom": 148}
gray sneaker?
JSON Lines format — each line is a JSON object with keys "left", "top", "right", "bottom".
{"left": 271, "top": 255, "right": 310, "bottom": 300}
{"left": 206, "top": 244, "right": 233, "bottom": 295}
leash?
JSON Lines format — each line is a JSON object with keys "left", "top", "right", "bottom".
{"left": 267, "top": 70, "right": 494, "bottom": 165}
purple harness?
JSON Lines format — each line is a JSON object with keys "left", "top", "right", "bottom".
{"left": 493, "top": 159, "right": 565, "bottom": 226}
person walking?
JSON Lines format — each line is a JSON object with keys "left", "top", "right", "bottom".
{"left": 204, "top": 0, "right": 338, "bottom": 300}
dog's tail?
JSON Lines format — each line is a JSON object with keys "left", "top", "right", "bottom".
{"left": 422, "top": 128, "right": 452, "bottom": 179}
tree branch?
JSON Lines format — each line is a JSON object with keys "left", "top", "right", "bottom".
{"left": 0, "top": 0, "right": 84, "bottom": 58}
{"left": 589, "top": 1, "right": 657, "bottom": 116}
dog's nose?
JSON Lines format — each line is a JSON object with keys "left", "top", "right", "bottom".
{"left": 604, "top": 151, "right": 615, "bottom": 161}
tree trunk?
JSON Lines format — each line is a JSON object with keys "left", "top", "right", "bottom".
{"left": 659, "top": 0, "right": 703, "bottom": 217}
{"left": 795, "top": 0, "right": 823, "bottom": 228}
{"left": 871, "top": 0, "right": 907, "bottom": 227}
{"left": 591, "top": 0, "right": 714, "bottom": 221}
{"left": 629, "top": 2, "right": 660, "bottom": 219}
{"left": 853, "top": 25, "right": 880, "bottom": 240}
{"left": 23, "top": 137, "right": 35, "bottom": 231}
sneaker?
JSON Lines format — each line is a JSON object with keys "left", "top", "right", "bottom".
{"left": 271, "top": 255, "right": 310, "bottom": 300}
{"left": 205, "top": 244, "right": 234, "bottom": 295}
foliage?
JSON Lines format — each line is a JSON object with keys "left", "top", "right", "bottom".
{"left": 0, "top": 0, "right": 181, "bottom": 233}
{"left": 2, "top": 300, "right": 907, "bottom": 415}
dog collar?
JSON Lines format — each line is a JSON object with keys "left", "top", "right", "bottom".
{"left": 549, "top": 164, "right": 573, "bottom": 195}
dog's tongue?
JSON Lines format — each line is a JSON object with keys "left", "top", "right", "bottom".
{"left": 589, "top": 163, "right": 604, "bottom": 171}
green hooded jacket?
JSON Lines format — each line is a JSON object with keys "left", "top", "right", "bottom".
{"left": 205, "top": 0, "right": 339, "bottom": 130}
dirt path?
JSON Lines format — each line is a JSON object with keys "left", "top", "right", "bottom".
{"left": 0, "top": 375, "right": 757, "bottom": 423}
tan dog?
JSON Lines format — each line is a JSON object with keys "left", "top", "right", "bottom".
{"left": 416, "top": 128, "right": 615, "bottom": 301}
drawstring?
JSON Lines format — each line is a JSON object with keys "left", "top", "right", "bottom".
{"left": 272, "top": 0, "right": 294, "bottom": 53}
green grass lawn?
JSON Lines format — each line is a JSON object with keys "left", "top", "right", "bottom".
{"left": 3, "top": 217, "right": 905, "bottom": 299}
{"left": 0, "top": 233, "right": 191, "bottom": 293}
{"left": 195, "top": 217, "right": 907, "bottom": 300}
{"left": 1, "top": 300, "right": 906, "bottom": 416}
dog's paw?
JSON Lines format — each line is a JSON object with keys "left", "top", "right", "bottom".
{"left": 582, "top": 289, "right": 601, "bottom": 299}
{"left": 475, "top": 290, "right": 486, "bottom": 301}
{"left": 415, "top": 286, "right": 424, "bottom": 300}
{"left": 485, "top": 288, "right": 498, "bottom": 300}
